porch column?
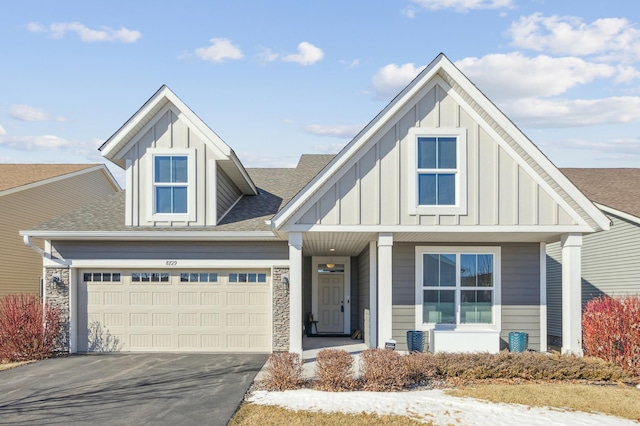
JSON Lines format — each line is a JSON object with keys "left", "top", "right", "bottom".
{"left": 377, "top": 233, "right": 393, "bottom": 348}
{"left": 288, "top": 232, "right": 303, "bottom": 355}
{"left": 369, "top": 241, "right": 377, "bottom": 348}
{"left": 561, "top": 233, "right": 583, "bottom": 356}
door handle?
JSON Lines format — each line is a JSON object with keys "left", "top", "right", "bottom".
{"left": 341, "top": 304, "right": 344, "bottom": 312}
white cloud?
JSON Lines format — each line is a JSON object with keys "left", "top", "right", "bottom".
{"left": 302, "top": 124, "right": 363, "bottom": 138}
{"left": 27, "top": 21, "right": 141, "bottom": 43}
{"left": 282, "top": 42, "right": 324, "bottom": 66}
{"left": 455, "top": 53, "right": 616, "bottom": 101}
{"left": 9, "top": 104, "right": 66, "bottom": 122}
{"left": 0, "top": 125, "right": 5, "bottom": 136}
{"left": 503, "top": 96, "right": 640, "bottom": 128}
{"left": 312, "top": 143, "right": 347, "bottom": 154}
{"left": 193, "top": 38, "right": 244, "bottom": 62}
{"left": 258, "top": 47, "right": 279, "bottom": 63}
{"left": 236, "top": 151, "right": 299, "bottom": 168}
{"left": 410, "top": 0, "right": 513, "bottom": 12}
{"left": 340, "top": 59, "right": 360, "bottom": 69}
{"left": 541, "top": 136, "right": 640, "bottom": 159}
{"left": 370, "top": 63, "right": 426, "bottom": 99}
{"left": 0, "top": 134, "right": 72, "bottom": 149}
{"left": 403, "top": 6, "right": 417, "bottom": 18}
{"left": 507, "top": 14, "right": 640, "bottom": 62}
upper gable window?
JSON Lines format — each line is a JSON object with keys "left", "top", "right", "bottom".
{"left": 408, "top": 128, "right": 467, "bottom": 215}
{"left": 147, "top": 148, "right": 196, "bottom": 222}
{"left": 154, "top": 156, "right": 188, "bottom": 213}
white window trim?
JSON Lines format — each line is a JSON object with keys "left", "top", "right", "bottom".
{"left": 146, "top": 148, "right": 196, "bottom": 222}
{"left": 407, "top": 127, "right": 467, "bottom": 215}
{"left": 414, "top": 246, "right": 501, "bottom": 332}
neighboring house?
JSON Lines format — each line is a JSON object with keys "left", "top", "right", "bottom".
{"left": 21, "top": 54, "right": 610, "bottom": 356}
{"left": 0, "top": 164, "right": 120, "bottom": 298}
{"left": 547, "top": 168, "right": 640, "bottom": 343}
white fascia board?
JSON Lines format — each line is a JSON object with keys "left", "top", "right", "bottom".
{"left": 283, "top": 224, "right": 595, "bottom": 233}
{"left": 228, "top": 151, "right": 258, "bottom": 195}
{"left": 19, "top": 230, "right": 280, "bottom": 241}
{"left": 0, "top": 165, "right": 114, "bottom": 198}
{"left": 44, "top": 258, "right": 289, "bottom": 268}
{"left": 596, "top": 203, "right": 640, "bottom": 226}
{"left": 439, "top": 60, "right": 611, "bottom": 232}
{"left": 271, "top": 54, "right": 448, "bottom": 230}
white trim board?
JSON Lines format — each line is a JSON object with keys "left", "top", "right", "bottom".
{"left": 44, "top": 258, "right": 289, "bottom": 268}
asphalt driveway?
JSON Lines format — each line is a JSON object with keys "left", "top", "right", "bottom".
{"left": 0, "top": 353, "right": 267, "bottom": 425}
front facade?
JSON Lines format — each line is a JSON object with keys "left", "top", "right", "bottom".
{"left": 547, "top": 169, "right": 640, "bottom": 342}
{"left": 23, "top": 54, "right": 609, "bottom": 356}
{"left": 0, "top": 164, "right": 120, "bottom": 298}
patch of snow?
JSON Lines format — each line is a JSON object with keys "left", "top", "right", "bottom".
{"left": 248, "top": 389, "right": 635, "bottom": 425}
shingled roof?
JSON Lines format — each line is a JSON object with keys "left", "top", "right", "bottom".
{"left": 0, "top": 164, "right": 99, "bottom": 193}
{"left": 561, "top": 168, "right": 640, "bottom": 219}
{"left": 30, "top": 155, "right": 334, "bottom": 233}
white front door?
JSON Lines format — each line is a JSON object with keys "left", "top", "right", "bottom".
{"left": 318, "top": 273, "right": 344, "bottom": 333}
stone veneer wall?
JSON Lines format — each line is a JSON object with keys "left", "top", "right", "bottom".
{"left": 272, "top": 266, "right": 290, "bottom": 351}
{"left": 44, "top": 267, "right": 70, "bottom": 352}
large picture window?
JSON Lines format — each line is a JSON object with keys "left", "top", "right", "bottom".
{"left": 416, "top": 246, "right": 500, "bottom": 329}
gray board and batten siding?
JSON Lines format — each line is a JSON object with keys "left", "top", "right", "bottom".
{"left": 392, "top": 242, "right": 541, "bottom": 352}
{"left": 357, "top": 244, "right": 371, "bottom": 346}
{"left": 294, "top": 83, "right": 577, "bottom": 228}
{"left": 547, "top": 212, "right": 640, "bottom": 338}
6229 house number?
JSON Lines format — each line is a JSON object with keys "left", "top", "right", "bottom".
{"left": 165, "top": 260, "right": 177, "bottom": 266}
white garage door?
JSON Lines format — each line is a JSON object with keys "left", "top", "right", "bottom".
{"left": 77, "top": 269, "right": 271, "bottom": 352}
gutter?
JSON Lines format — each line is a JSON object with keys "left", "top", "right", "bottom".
{"left": 19, "top": 230, "right": 281, "bottom": 241}
{"left": 23, "top": 235, "right": 46, "bottom": 257}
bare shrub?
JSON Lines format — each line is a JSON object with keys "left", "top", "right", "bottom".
{"left": 360, "top": 348, "right": 410, "bottom": 391}
{"left": 262, "top": 352, "right": 304, "bottom": 391}
{"left": 0, "top": 293, "right": 63, "bottom": 361}
{"left": 403, "top": 352, "right": 438, "bottom": 383}
{"left": 432, "top": 351, "right": 628, "bottom": 381}
{"left": 583, "top": 295, "right": 640, "bottom": 376}
{"left": 314, "top": 349, "right": 356, "bottom": 391}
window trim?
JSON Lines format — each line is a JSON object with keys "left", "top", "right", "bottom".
{"left": 407, "top": 127, "right": 467, "bottom": 215}
{"left": 414, "top": 246, "right": 501, "bottom": 332}
{"left": 147, "top": 148, "right": 196, "bottom": 222}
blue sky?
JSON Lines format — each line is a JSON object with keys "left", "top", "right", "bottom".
{"left": 1, "top": 0, "right": 639, "bottom": 185}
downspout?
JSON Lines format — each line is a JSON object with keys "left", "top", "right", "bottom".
{"left": 23, "top": 234, "right": 47, "bottom": 257}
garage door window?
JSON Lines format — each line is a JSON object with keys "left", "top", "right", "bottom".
{"left": 179, "top": 272, "right": 219, "bottom": 283}
{"left": 131, "top": 272, "right": 170, "bottom": 283}
{"left": 83, "top": 272, "right": 121, "bottom": 283}
{"left": 229, "top": 273, "right": 267, "bottom": 283}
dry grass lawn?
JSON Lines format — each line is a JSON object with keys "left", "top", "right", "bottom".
{"left": 448, "top": 383, "right": 640, "bottom": 421}
{"left": 0, "top": 360, "right": 35, "bottom": 371}
{"left": 230, "top": 404, "right": 429, "bottom": 425}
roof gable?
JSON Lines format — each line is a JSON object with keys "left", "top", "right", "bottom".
{"left": 100, "top": 85, "right": 256, "bottom": 195}
{"left": 272, "top": 53, "right": 610, "bottom": 233}
{"left": 0, "top": 164, "right": 119, "bottom": 196}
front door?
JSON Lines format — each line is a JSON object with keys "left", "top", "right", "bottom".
{"left": 318, "top": 273, "right": 344, "bottom": 333}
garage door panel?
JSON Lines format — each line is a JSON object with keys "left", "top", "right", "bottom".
{"left": 79, "top": 269, "right": 271, "bottom": 353}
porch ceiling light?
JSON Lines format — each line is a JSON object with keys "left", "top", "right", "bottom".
{"left": 326, "top": 263, "right": 335, "bottom": 269}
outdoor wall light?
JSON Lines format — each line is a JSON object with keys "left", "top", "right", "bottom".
{"left": 281, "top": 273, "right": 290, "bottom": 290}
{"left": 50, "top": 273, "right": 62, "bottom": 285}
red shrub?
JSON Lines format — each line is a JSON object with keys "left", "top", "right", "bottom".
{"left": 583, "top": 295, "right": 640, "bottom": 375}
{"left": 262, "top": 352, "right": 304, "bottom": 390}
{"left": 314, "top": 349, "right": 356, "bottom": 391}
{"left": 0, "top": 294, "right": 63, "bottom": 361}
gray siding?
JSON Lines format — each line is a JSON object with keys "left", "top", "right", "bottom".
{"left": 295, "top": 82, "right": 576, "bottom": 228}
{"left": 303, "top": 256, "right": 312, "bottom": 329}
{"left": 350, "top": 257, "right": 359, "bottom": 332}
{"left": 547, "top": 213, "right": 640, "bottom": 338}
{"left": 391, "top": 242, "right": 541, "bottom": 351}
{"left": 217, "top": 167, "right": 242, "bottom": 220}
{"left": 52, "top": 240, "right": 288, "bottom": 260}
{"left": 357, "top": 245, "right": 370, "bottom": 345}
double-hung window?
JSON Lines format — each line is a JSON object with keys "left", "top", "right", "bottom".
{"left": 154, "top": 155, "right": 188, "bottom": 214}
{"left": 416, "top": 246, "right": 500, "bottom": 329}
{"left": 147, "top": 148, "right": 195, "bottom": 221}
{"left": 408, "top": 128, "right": 467, "bottom": 215}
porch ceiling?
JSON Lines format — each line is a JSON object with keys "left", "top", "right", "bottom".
{"left": 300, "top": 231, "right": 564, "bottom": 256}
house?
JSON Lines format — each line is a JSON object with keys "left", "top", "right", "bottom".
{"left": 547, "top": 168, "right": 640, "bottom": 343}
{"left": 0, "top": 164, "right": 120, "bottom": 298}
{"left": 21, "top": 54, "right": 610, "bottom": 356}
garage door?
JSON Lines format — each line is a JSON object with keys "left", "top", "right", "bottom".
{"left": 77, "top": 269, "right": 271, "bottom": 352}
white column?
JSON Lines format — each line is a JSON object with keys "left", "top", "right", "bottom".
{"left": 288, "top": 232, "right": 303, "bottom": 355}
{"left": 561, "top": 233, "right": 583, "bottom": 356}
{"left": 377, "top": 233, "right": 393, "bottom": 348}
{"left": 69, "top": 268, "right": 77, "bottom": 354}
{"left": 369, "top": 240, "right": 377, "bottom": 348}
{"left": 539, "top": 242, "right": 547, "bottom": 353}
